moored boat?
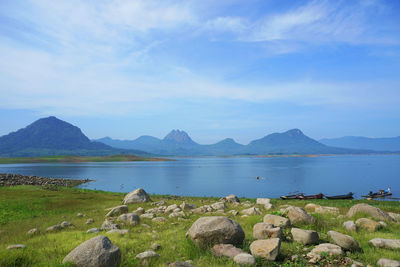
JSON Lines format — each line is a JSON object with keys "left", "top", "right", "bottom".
{"left": 326, "top": 192, "right": 354, "bottom": 200}
{"left": 297, "top": 193, "right": 324, "bottom": 200}
{"left": 362, "top": 189, "right": 392, "bottom": 198}
{"left": 280, "top": 193, "right": 304, "bottom": 200}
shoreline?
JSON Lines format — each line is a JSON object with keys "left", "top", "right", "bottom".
{"left": 0, "top": 173, "right": 93, "bottom": 187}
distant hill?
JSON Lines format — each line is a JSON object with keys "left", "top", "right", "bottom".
{"left": 96, "top": 128, "right": 371, "bottom": 156}
{"left": 0, "top": 117, "right": 149, "bottom": 157}
{"left": 320, "top": 136, "right": 400, "bottom": 152}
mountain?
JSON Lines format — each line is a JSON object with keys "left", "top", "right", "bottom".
{"left": 96, "top": 128, "right": 370, "bottom": 156}
{"left": 0, "top": 116, "right": 149, "bottom": 157}
{"left": 320, "top": 136, "right": 400, "bottom": 152}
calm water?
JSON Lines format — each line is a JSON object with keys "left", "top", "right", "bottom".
{"left": 1, "top": 155, "right": 399, "bottom": 199}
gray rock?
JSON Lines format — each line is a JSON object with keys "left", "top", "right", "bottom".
{"left": 151, "top": 243, "right": 161, "bottom": 250}
{"left": 263, "top": 214, "right": 290, "bottom": 228}
{"left": 287, "top": 206, "right": 316, "bottom": 225}
{"left": 118, "top": 213, "right": 140, "bottom": 225}
{"left": 379, "top": 221, "right": 388, "bottom": 228}
{"left": 169, "top": 261, "right": 195, "bottom": 267}
{"left": 61, "top": 221, "right": 72, "bottom": 228}
{"left": 165, "top": 204, "right": 179, "bottom": 213}
{"left": 46, "top": 224, "right": 62, "bottom": 232}
{"left": 291, "top": 228, "right": 319, "bottom": 245}
{"left": 169, "top": 211, "right": 185, "bottom": 218}
{"left": 315, "top": 206, "right": 340, "bottom": 215}
{"left": 107, "top": 229, "right": 130, "bottom": 235}
{"left": 305, "top": 203, "right": 320, "bottom": 212}
{"left": 180, "top": 202, "right": 196, "bottom": 210}
{"left": 256, "top": 198, "right": 271, "bottom": 205}
{"left": 77, "top": 213, "right": 83, "bottom": 217}
{"left": 356, "top": 218, "right": 381, "bottom": 232}
{"left": 307, "top": 243, "right": 343, "bottom": 260}
{"left": 221, "top": 194, "right": 240, "bottom": 203}
{"left": 123, "top": 188, "right": 150, "bottom": 204}
{"left": 135, "top": 207, "right": 145, "bottom": 215}
{"left": 241, "top": 207, "right": 261, "bottom": 216}
{"left": 228, "top": 210, "right": 239, "bottom": 216}
{"left": 187, "top": 216, "right": 245, "bottom": 247}
{"left": 388, "top": 212, "right": 400, "bottom": 222}
{"left": 253, "top": 223, "right": 282, "bottom": 239}
{"left": 7, "top": 244, "right": 26, "bottom": 250}
{"left": 105, "top": 205, "right": 128, "bottom": 217}
{"left": 135, "top": 250, "right": 159, "bottom": 260}
{"left": 234, "top": 253, "right": 256, "bottom": 265}
{"left": 249, "top": 238, "right": 281, "bottom": 261}
{"left": 327, "top": 230, "right": 360, "bottom": 251}
{"left": 140, "top": 213, "right": 155, "bottom": 219}
{"left": 264, "top": 203, "right": 274, "bottom": 210}
{"left": 211, "top": 202, "right": 226, "bottom": 211}
{"left": 87, "top": 228, "right": 101, "bottom": 234}
{"left": 86, "top": 218, "right": 95, "bottom": 224}
{"left": 343, "top": 221, "right": 357, "bottom": 232}
{"left": 377, "top": 258, "right": 400, "bottom": 267}
{"left": 27, "top": 228, "right": 39, "bottom": 235}
{"left": 101, "top": 220, "right": 120, "bottom": 231}
{"left": 63, "top": 235, "right": 121, "bottom": 267}
{"left": 211, "top": 244, "right": 245, "bottom": 258}
{"left": 152, "top": 217, "right": 167, "bottom": 223}
{"left": 369, "top": 238, "right": 400, "bottom": 249}
{"left": 347, "top": 204, "right": 394, "bottom": 221}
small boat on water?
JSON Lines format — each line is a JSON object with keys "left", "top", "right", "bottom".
{"left": 298, "top": 193, "right": 324, "bottom": 200}
{"left": 280, "top": 193, "right": 304, "bottom": 200}
{"left": 362, "top": 189, "right": 392, "bottom": 199}
{"left": 326, "top": 192, "right": 354, "bottom": 200}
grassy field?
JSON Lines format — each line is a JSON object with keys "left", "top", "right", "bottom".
{"left": 0, "top": 186, "right": 400, "bottom": 266}
{"left": 0, "top": 155, "right": 172, "bottom": 164}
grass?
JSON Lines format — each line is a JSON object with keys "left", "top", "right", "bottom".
{"left": 0, "top": 186, "right": 399, "bottom": 266}
{"left": 0, "top": 155, "right": 172, "bottom": 164}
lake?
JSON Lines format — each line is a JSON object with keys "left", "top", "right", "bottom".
{"left": 1, "top": 155, "right": 399, "bottom": 199}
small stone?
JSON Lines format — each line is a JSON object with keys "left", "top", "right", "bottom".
{"left": 343, "top": 221, "right": 357, "bottom": 232}
{"left": 169, "top": 261, "right": 195, "bottom": 267}
{"left": 211, "top": 202, "right": 226, "bottom": 211}
{"left": 221, "top": 194, "right": 240, "bottom": 203}
{"left": 141, "top": 213, "right": 155, "bottom": 219}
{"left": 379, "top": 221, "right": 388, "bottom": 228}
{"left": 291, "top": 228, "right": 319, "bottom": 245}
{"left": 327, "top": 230, "right": 360, "bottom": 251}
{"left": 135, "top": 207, "right": 145, "bottom": 215}
{"left": 307, "top": 243, "right": 343, "bottom": 260}
{"left": 253, "top": 223, "right": 282, "bottom": 239}
{"left": 86, "top": 228, "right": 100, "bottom": 233}
{"left": 60, "top": 221, "right": 72, "bottom": 228}
{"left": 249, "top": 238, "right": 281, "bottom": 261}
{"left": 169, "top": 211, "right": 185, "bottom": 218}
{"left": 142, "top": 224, "right": 151, "bottom": 229}
{"left": 180, "top": 202, "right": 196, "bottom": 210}
{"left": 135, "top": 250, "right": 160, "bottom": 260}
{"left": 356, "top": 218, "right": 381, "bottom": 232}
{"left": 101, "top": 220, "right": 120, "bottom": 230}
{"left": 118, "top": 213, "right": 140, "bottom": 225}
{"left": 165, "top": 204, "right": 179, "bottom": 213}
{"left": 46, "top": 224, "right": 62, "bottom": 232}
{"left": 369, "top": 238, "right": 400, "bottom": 249}
{"left": 27, "top": 228, "right": 39, "bottom": 235}
{"left": 151, "top": 243, "right": 161, "bottom": 250}
{"left": 241, "top": 207, "right": 261, "bottom": 216}
{"left": 106, "top": 205, "right": 129, "bottom": 217}
{"left": 86, "top": 218, "right": 94, "bottom": 224}
{"left": 263, "top": 214, "right": 290, "bottom": 228}
{"left": 152, "top": 217, "right": 167, "bottom": 223}
{"left": 233, "top": 253, "right": 256, "bottom": 265}
{"left": 256, "top": 198, "right": 271, "bottom": 205}
{"left": 7, "top": 244, "right": 26, "bottom": 250}
{"left": 107, "top": 229, "right": 130, "bottom": 235}
{"left": 77, "top": 213, "right": 83, "bottom": 217}
{"left": 287, "top": 206, "right": 315, "bottom": 225}
{"left": 228, "top": 210, "right": 239, "bottom": 216}
{"left": 211, "top": 244, "right": 245, "bottom": 258}
{"left": 377, "top": 258, "right": 400, "bottom": 267}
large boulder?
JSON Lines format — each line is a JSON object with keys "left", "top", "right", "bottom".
{"left": 327, "top": 230, "right": 360, "bottom": 251}
{"left": 241, "top": 207, "right": 261, "bottom": 216}
{"left": 287, "top": 206, "right": 315, "bottom": 225}
{"left": 211, "top": 244, "right": 244, "bottom": 258}
{"left": 249, "top": 238, "right": 281, "bottom": 261}
{"left": 377, "top": 258, "right": 400, "bottom": 267}
{"left": 253, "top": 223, "right": 282, "bottom": 239}
{"left": 62, "top": 235, "right": 121, "bottom": 267}
{"left": 123, "top": 188, "right": 150, "bottom": 204}
{"left": 347, "top": 204, "right": 393, "bottom": 221}
{"left": 369, "top": 238, "right": 400, "bottom": 249}
{"left": 187, "top": 216, "right": 245, "bottom": 247}
{"left": 307, "top": 243, "right": 343, "bottom": 260}
{"left": 101, "top": 220, "right": 120, "bottom": 231}
{"left": 221, "top": 194, "right": 240, "bottom": 203}
{"left": 356, "top": 218, "right": 382, "bottom": 232}
{"left": 118, "top": 213, "right": 140, "bottom": 225}
{"left": 291, "top": 228, "right": 319, "bottom": 245}
{"left": 263, "top": 214, "right": 290, "bottom": 228}
{"left": 105, "top": 205, "right": 128, "bottom": 217}
{"left": 388, "top": 212, "right": 400, "bottom": 222}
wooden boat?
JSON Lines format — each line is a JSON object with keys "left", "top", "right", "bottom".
{"left": 280, "top": 193, "right": 304, "bottom": 200}
{"left": 362, "top": 190, "right": 392, "bottom": 198}
{"left": 298, "top": 193, "right": 324, "bottom": 200}
{"left": 326, "top": 192, "right": 354, "bottom": 200}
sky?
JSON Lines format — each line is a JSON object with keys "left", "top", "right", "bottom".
{"left": 0, "top": 0, "right": 400, "bottom": 144}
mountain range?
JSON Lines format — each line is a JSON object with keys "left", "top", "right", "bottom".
{"left": 320, "top": 136, "right": 400, "bottom": 152}
{"left": 0, "top": 116, "right": 149, "bottom": 157}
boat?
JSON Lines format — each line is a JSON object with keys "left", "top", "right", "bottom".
{"left": 362, "top": 189, "right": 392, "bottom": 198}
{"left": 297, "top": 193, "right": 324, "bottom": 200}
{"left": 280, "top": 193, "right": 304, "bottom": 200}
{"left": 326, "top": 192, "right": 354, "bottom": 200}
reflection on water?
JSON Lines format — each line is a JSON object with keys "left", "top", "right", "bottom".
{"left": 0, "top": 155, "right": 399, "bottom": 199}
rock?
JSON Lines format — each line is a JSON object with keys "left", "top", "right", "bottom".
{"left": 27, "top": 228, "right": 39, "bottom": 235}
{"left": 7, "top": 244, "right": 26, "bottom": 250}
{"left": 305, "top": 203, "right": 320, "bottom": 212}
{"left": 180, "top": 202, "right": 196, "bottom": 210}
{"left": 105, "top": 205, "right": 128, "bottom": 217}
{"left": 356, "top": 218, "right": 382, "bottom": 232}
{"left": 377, "top": 258, "right": 400, "bottom": 267}
{"left": 351, "top": 260, "right": 364, "bottom": 267}
{"left": 263, "top": 214, "right": 290, "bottom": 228}
{"left": 173, "top": 208, "right": 182, "bottom": 213}
{"left": 140, "top": 213, "right": 155, "bottom": 219}
{"left": 343, "top": 221, "right": 357, "bottom": 232}
{"left": 77, "top": 213, "right": 83, "bottom": 217}
{"left": 327, "top": 230, "right": 360, "bottom": 251}
{"left": 107, "top": 229, "right": 130, "bottom": 235}
{"left": 379, "top": 221, "right": 388, "bottom": 228}
{"left": 87, "top": 228, "right": 101, "bottom": 234}
{"left": 211, "top": 202, "right": 226, "bottom": 211}
{"left": 264, "top": 203, "right": 274, "bottom": 210}
{"left": 228, "top": 210, "right": 239, "bottom": 216}
{"left": 307, "top": 243, "right": 343, "bottom": 260}
{"left": 241, "top": 207, "right": 261, "bottom": 216}
{"left": 118, "top": 213, "right": 140, "bottom": 225}
{"left": 166, "top": 204, "right": 179, "bottom": 213}
{"left": 101, "top": 220, "right": 120, "bottom": 230}
{"left": 256, "top": 198, "right": 271, "bottom": 205}
{"left": 291, "top": 228, "right": 319, "bottom": 245}
{"left": 287, "top": 206, "right": 315, "bottom": 225}
{"left": 135, "top": 207, "right": 145, "bottom": 215}
{"left": 63, "top": 235, "right": 121, "bottom": 267}
{"left": 253, "top": 223, "right": 282, "bottom": 239}
{"left": 142, "top": 223, "right": 151, "bottom": 229}
{"left": 347, "top": 204, "right": 394, "bottom": 221}
{"left": 152, "top": 217, "right": 167, "bottom": 223}
{"left": 46, "top": 224, "right": 62, "bottom": 232}
{"left": 135, "top": 250, "right": 159, "bottom": 260}
{"left": 169, "top": 261, "right": 195, "bottom": 267}
{"left": 211, "top": 244, "right": 244, "bottom": 258}
{"left": 388, "top": 212, "right": 400, "bottom": 222}
{"left": 315, "top": 206, "right": 340, "bottom": 215}
{"left": 169, "top": 211, "right": 185, "bottom": 218}
{"left": 234, "top": 253, "right": 256, "bottom": 265}
{"left": 123, "top": 188, "right": 150, "bottom": 204}
{"left": 152, "top": 200, "right": 166, "bottom": 206}
{"left": 151, "top": 243, "right": 161, "bottom": 250}
{"left": 369, "top": 238, "right": 400, "bottom": 249}
{"left": 249, "top": 238, "right": 281, "bottom": 261}
{"left": 61, "top": 221, "right": 73, "bottom": 228}
{"left": 221, "top": 194, "right": 240, "bottom": 203}
{"left": 187, "top": 216, "right": 245, "bottom": 247}
{"left": 86, "top": 218, "right": 95, "bottom": 224}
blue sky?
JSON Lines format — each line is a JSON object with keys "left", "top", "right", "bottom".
{"left": 0, "top": 0, "right": 400, "bottom": 144}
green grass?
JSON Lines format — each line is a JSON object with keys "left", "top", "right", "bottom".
{"left": 0, "top": 186, "right": 399, "bottom": 266}
{"left": 0, "top": 155, "right": 171, "bottom": 164}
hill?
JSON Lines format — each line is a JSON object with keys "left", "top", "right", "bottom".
{"left": 320, "top": 136, "right": 400, "bottom": 152}
{"left": 0, "top": 117, "right": 149, "bottom": 157}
